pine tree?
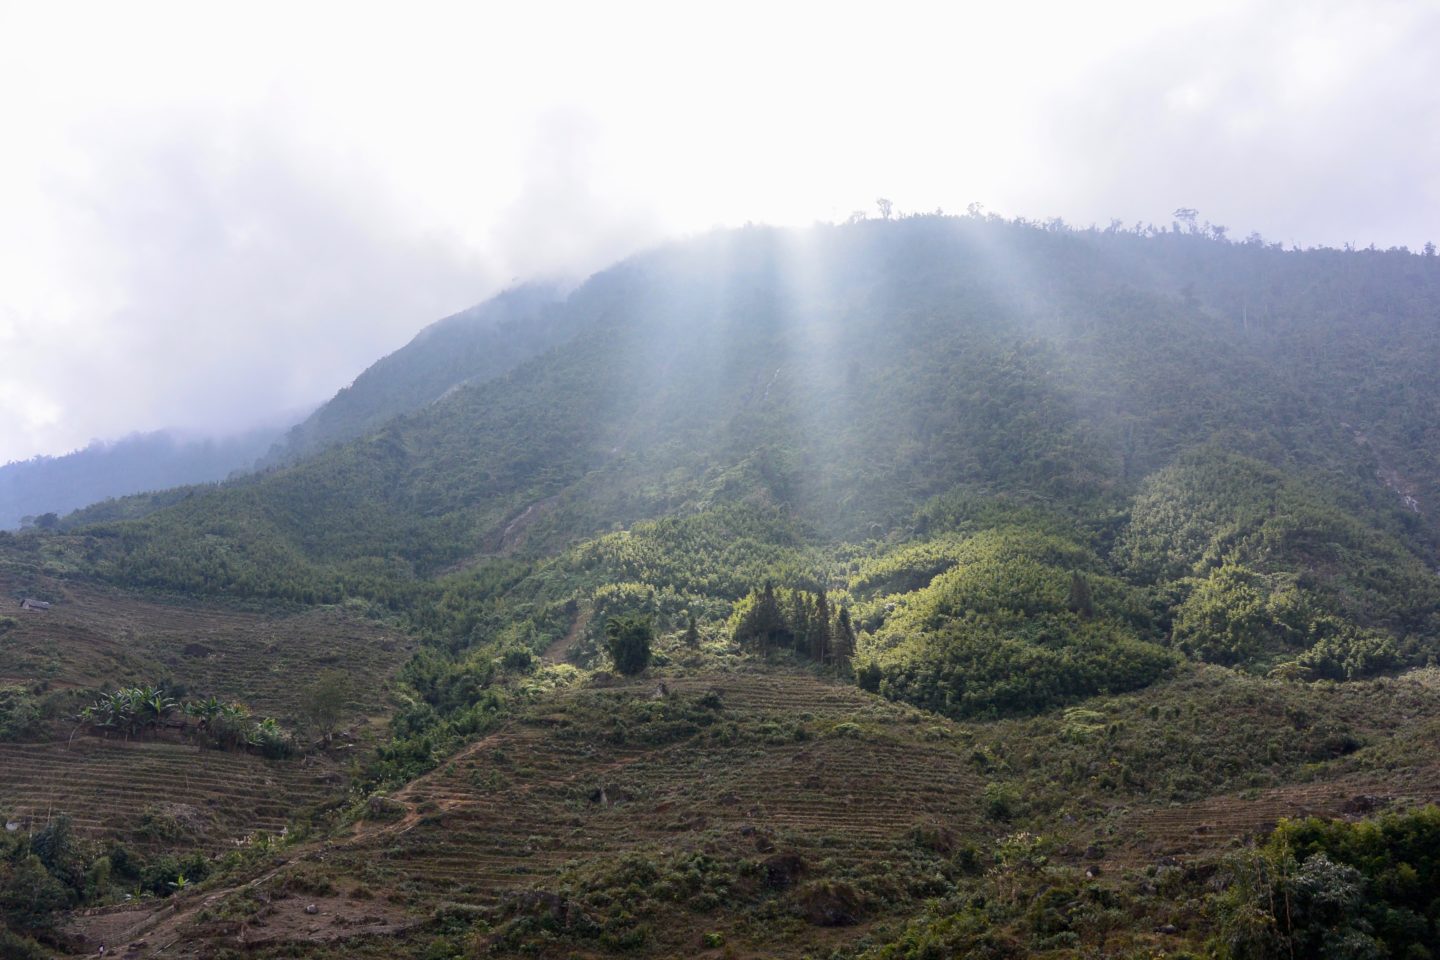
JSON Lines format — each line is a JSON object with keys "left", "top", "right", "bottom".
{"left": 683, "top": 614, "right": 700, "bottom": 647}
{"left": 833, "top": 605, "right": 856, "bottom": 666}
{"left": 811, "top": 590, "right": 832, "bottom": 663}
{"left": 1067, "top": 572, "right": 1095, "bottom": 619}
{"left": 734, "top": 582, "right": 788, "bottom": 651}
{"left": 786, "top": 590, "right": 812, "bottom": 653}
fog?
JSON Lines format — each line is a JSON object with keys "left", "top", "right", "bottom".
{"left": 1, "top": 0, "right": 1436, "bottom": 464}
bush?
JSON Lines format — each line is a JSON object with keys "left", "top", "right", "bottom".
{"left": 0, "top": 685, "right": 42, "bottom": 740}
{"left": 0, "top": 927, "right": 50, "bottom": 960}
{"left": 0, "top": 853, "right": 71, "bottom": 930}
{"left": 604, "top": 615, "right": 653, "bottom": 676}
{"left": 983, "top": 782, "right": 1019, "bottom": 821}
{"left": 249, "top": 717, "right": 296, "bottom": 759}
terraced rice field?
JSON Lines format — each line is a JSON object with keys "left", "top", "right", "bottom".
{"left": 1, "top": 573, "right": 415, "bottom": 720}
{"left": 0, "top": 736, "right": 347, "bottom": 851}
{"left": 336, "top": 669, "right": 987, "bottom": 907}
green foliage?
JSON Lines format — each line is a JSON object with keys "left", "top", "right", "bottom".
{"left": 1122, "top": 452, "right": 1440, "bottom": 645}
{"left": 0, "top": 685, "right": 42, "bottom": 740}
{"left": 8, "top": 218, "right": 1439, "bottom": 731}
{"left": 857, "top": 528, "right": 1172, "bottom": 718}
{"left": 269, "top": 282, "right": 571, "bottom": 462}
{"left": 1170, "top": 564, "right": 1308, "bottom": 665}
{"left": 75, "top": 686, "right": 300, "bottom": 757}
{"left": 1289, "top": 619, "right": 1402, "bottom": 680}
{"left": 299, "top": 668, "right": 353, "bottom": 742}
{"left": 7, "top": 220, "right": 1440, "bottom": 960}
{"left": 1210, "top": 807, "right": 1440, "bottom": 960}
{"left": 0, "top": 851, "right": 71, "bottom": 930}
{"left": 248, "top": 716, "right": 296, "bottom": 759}
{"left": 731, "top": 583, "right": 852, "bottom": 668}
{"left": 0, "top": 927, "right": 51, "bottom": 960}
{"left": 79, "top": 685, "right": 177, "bottom": 737}
{"left": 604, "top": 614, "right": 654, "bottom": 676}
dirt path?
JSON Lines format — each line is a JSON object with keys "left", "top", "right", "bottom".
{"left": 541, "top": 603, "right": 591, "bottom": 664}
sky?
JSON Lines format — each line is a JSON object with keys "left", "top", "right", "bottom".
{"left": 1, "top": 0, "right": 1437, "bottom": 464}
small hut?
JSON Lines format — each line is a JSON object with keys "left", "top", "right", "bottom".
{"left": 19, "top": 598, "right": 51, "bottom": 611}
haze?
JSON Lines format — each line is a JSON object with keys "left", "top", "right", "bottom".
{"left": 1, "top": 0, "right": 1436, "bottom": 465}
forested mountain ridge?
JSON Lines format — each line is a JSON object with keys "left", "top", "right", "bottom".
{"left": 46, "top": 222, "right": 1440, "bottom": 537}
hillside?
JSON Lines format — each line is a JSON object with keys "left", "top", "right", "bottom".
{"left": 6, "top": 215, "right": 1440, "bottom": 958}
{"left": 263, "top": 282, "right": 571, "bottom": 465}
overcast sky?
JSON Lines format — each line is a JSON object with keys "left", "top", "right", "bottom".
{"left": 1, "top": 0, "right": 1437, "bottom": 464}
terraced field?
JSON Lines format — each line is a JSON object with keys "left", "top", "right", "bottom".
{"left": 62, "top": 663, "right": 1440, "bottom": 959}
{"left": 335, "top": 669, "right": 988, "bottom": 909}
{"left": 0, "top": 736, "right": 347, "bottom": 852}
{"left": 1, "top": 572, "right": 415, "bottom": 859}
{"left": 0, "top": 572, "right": 415, "bottom": 720}
{"left": 1110, "top": 761, "right": 1440, "bottom": 866}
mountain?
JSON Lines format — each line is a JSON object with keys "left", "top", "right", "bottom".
{"left": 7, "top": 215, "right": 1440, "bottom": 958}
{"left": 0, "top": 424, "right": 286, "bottom": 530}
{"left": 262, "top": 280, "right": 571, "bottom": 464}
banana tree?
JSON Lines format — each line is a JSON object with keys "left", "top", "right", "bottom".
{"left": 136, "top": 686, "right": 177, "bottom": 734}
{"left": 206, "top": 702, "right": 252, "bottom": 750}
{"left": 184, "top": 696, "right": 224, "bottom": 726}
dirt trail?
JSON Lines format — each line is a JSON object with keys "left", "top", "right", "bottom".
{"left": 541, "top": 603, "right": 592, "bottom": 664}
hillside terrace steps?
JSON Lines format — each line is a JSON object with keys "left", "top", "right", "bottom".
{"left": 0, "top": 737, "right": 344, "bottom": 850}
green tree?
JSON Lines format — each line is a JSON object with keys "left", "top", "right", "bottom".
{"left": 0, "top": 854, "right": 70, "bottom": 931}
{"left": 300, "top": 669, "right": 352, "bottom": 744}
{"left": 1067, "top": 571, "right": 1094, "bottom": 619}
{"left": 604, "top": 615, "right": 653, "bottom": 676}
{"left": 810, "top": 590, "right": 833, "bottom": 663}
{"left": 833, "top": 606, "right": 856, "bottom": 666}
{"left": 733, "top": 582, "right": 789, "bottom": 651}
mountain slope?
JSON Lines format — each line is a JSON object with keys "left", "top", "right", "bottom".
{"left": 263, "top": 281, "right": 571, "bottom": 464}
{"left": 50, "top": 219, "right": 1439, "bottom": 588}
{"left": 9, "top": 216, "right": 1440, "bottom": 957}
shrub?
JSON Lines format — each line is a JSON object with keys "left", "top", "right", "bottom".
{"left": 249, "top": 717, "right": 296, "bottom": 759}
{"left": 604, "top": 615, "right": 653, "bottom": 676}
{"left": 0, "top": 685, "right": 42, "bottom": 740}
{"left": 983, "top": 782, "right": 1019, "bottom": 821}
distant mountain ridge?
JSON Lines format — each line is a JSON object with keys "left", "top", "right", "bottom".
{"left": 0, "top": 426, "right": 284, "bottom": 530}
{"left": 4, "top": 281, "right": 578, "bottom": 529}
